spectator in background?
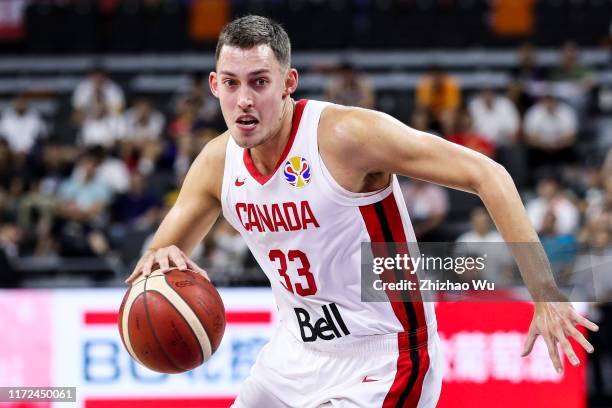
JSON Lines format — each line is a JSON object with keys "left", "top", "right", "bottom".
{"left": 550, "top": 41, "right": 595, "bottom": 116}
{"left": 206, "top": 219, "right": 249, "bottom": 280}
{"left": 30, "top": 144, "right": 74, "bottom": 199}
{"left": 109, "top": 172, "right": 161, "bottom": 246}
{"left": 325, "top": 62, "right": 375, "bottom": 109}
{"left": 122, "top": 98, "right": 165, "bottom": 175}
{"left": 80, "top": 99, "right": 126, "bottom": 148}
{"left": 415, "top": 65, "right": 461, "bottom": 135}
{"left": 16, "top": 144, "right": 75, "bottom": 256}
{"left": 53, "top": 153, "right": 112, "bottom": 257}
{"left": 410, "top": 107, "right": 438, "bottom": 135}
{"left": 72, "top": 66, "right": 125, "bottom": 123}
{"left": 168, "top": 96, "right": 215, "bottom": 141}
{"left": 172, "top": 72, "right": 221, "bottom": 128}
{"left": 124, "top": 98, "right": 165, "bottom": 142}
{"left": 169, "top": 96, "right": 218, "bottom": 175}
{"left": 538, "top": 210, "right": 577, "bottom": 285}
{"left": 507, "top": 43, "right": 547, "bottom": 114}
{"left": 56, "top": 153, "right": 112, "bottom": 224}
{"left": 583, "top": 177, "right": 612, "bottom": 230}
{"left": 456, "top": 207, "right": 502, "bottom": 243}
{"left": 527, "top": 175, "right": 579, "bottom": 235}
{"left": 400, "top": 178, "right": 449, "bottom": 241}
{"left": 0, "top": 224, "right": 23, "bottom": 259}
{"left": 578, "top": 210, "right": 612, "bottom": 246}
{"left": 447, "top": 109, "right": 495, "bottom": 157}
{"left": 456, "top": 207, "right": 514, "bottom": 284}
{"left": 524, "top": 94, "right": 577, "bottom": 167}
{"left": 468, "top": 88, "right": 519, "bottom": 148}
{"left": 89, "top": 145, "right": 130, "bottom": 195}
{"left": 0, "top": 140, "right": 26, "bottom": 221}
{"left": 0, "top": 94, "right": 47, "bottom": 162}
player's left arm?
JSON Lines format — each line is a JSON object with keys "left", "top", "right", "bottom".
{"left": 336, "top": 107, "right": 598, "bottom": 373}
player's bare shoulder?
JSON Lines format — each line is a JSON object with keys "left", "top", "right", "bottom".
{"left": 318, "top": 104, "right": 388, "bottom": 191}
{"left": 319, "top": 105, "right": 384, "bottom": 167}
{"left": 184, "top": 131, "right": 231, "bottom": 202}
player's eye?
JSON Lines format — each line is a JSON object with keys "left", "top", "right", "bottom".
{"left": 222, "top": 79, "right": 237, "bottom": 87}
{"left": 255, "top": 78, "right": 269, "bottom": 87}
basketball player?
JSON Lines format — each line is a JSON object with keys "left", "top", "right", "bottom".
{"left": 126, "top": 15, "right": 598, "bottom": 407}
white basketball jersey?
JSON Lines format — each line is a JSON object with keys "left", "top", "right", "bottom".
{"left": 221, "top": 99, "right": 436, "bottom": 350}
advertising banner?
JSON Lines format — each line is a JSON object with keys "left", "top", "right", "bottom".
{"left": 0, "top": 289, "right": 587, "bottom": 407}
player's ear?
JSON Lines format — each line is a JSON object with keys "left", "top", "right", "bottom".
{"left": 209, "top": 71, "right": 219, "bottom": 98}
{"left": 282, "top": 68, "right": 299, "bottom": 99}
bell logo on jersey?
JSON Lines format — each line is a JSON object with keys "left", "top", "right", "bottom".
{"left": 294, "top": 303, "right": 350, "bottom": 342}
{"left": 284, "top": 156, "right": 311, "bottom": 188}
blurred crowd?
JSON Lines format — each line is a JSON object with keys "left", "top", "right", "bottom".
{"left": 0, "top": 42, "right": 610, "bottom": 285}
{"left": 0, "top": 67, "right": 228, "bottom": 271}
{"left": 326, "top": 43, "right": 610, "bottom": 289}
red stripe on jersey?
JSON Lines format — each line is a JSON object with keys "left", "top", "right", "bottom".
{"left": 243, "top": 99, "right": 308, "bottom": 185}
{"left": 403, "top": 346, "right": 432, "bottom": 408}
{"left": 381, "top": 194, "right": 427, "bottom": 329}
{"left": 382, "top": 334, "right": 432, "bottom": 408}
{"left": 380, "top": 193, "right": 430, "bottom": 408}
{"left": 359, "top": 193, "right": 430, "bottom": 408}
{"left": 383, "top": 332, "right": 411, "bottom": 408}
{"left": 358, "top": 202, "right": 410, "bottom": 331}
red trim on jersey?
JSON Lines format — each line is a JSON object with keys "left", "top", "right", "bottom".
{"left": 382, "top": 337, "right": 431, "bottom": 408}
{"left": 358, "top": 202, "right": 410, "bottom": 331}
{"left": 381, "top": 194, "right": 426, "bottom": 328}
{"left": 360, "top": 193, "right": 431, "bottom": 408}
{"left": 403, "top": 346, "right": 431, "bottom": 408}
{"left": 383, "top": 332, "right": 411, "bottom": 408}
{"left": 243, "top": 99, "right": 308, "bottom": 185}
{"left": 379, "top": 193, "right": 430, "bottom": 408}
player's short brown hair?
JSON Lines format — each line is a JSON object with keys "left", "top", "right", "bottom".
{"left": 215, "top": 15, "right": 291, "bottom": 69}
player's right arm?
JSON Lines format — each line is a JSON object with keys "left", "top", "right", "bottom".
{"left": 125, "top": 133, "right": 229, "bottom": 284}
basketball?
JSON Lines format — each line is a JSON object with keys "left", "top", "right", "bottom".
{"left": 118, "top": 268, "right": 226, "bottom": 374}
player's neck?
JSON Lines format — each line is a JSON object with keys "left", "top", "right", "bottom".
{"left": 249, "top": 98, "right": 295, "bottom": 176}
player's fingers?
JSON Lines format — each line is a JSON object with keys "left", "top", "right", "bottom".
{"left": 168, "top": 248, "right": 188, "bottom": 270}
{"left": 555, "top": 327, "right": 579, "bottom": 366}
{"left": 156, "top": 249, "right": 171, "bottom": 272}
{"left": 142, "top": 254, "right": 156, "bottom": 277}
{"left": 564, "top": 323, "right": 594, "bottom": 354}
{"left": 126, "top": 253, "right": 153, "bottom": 283}
{"left": 185, "top": 258, "right": 210, "bottom": 281}
{"left": 126, "top": 260, "right": 144, "bottom": 284}
{"left": 543, "top": 332, "right": 563, "bottom": 373}
{"left": 571, "top": 311, "right": 599, "bottom": 332}
{"left": 521, "top": 326, "right": 538, "bottom": 357}
{"left": 125, "top": 268, "right": 142, "bottom": 284}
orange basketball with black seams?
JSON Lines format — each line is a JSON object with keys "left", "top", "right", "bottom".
{"left": 118, "top": 268, "right": 226, "bottom": 374}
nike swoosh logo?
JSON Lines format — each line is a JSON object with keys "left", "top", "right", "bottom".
{"left": 362, "top": 376, "right": 379, "bottom": 383}
{"left": 235, "top": 178, "right": 246, "bottom": 187}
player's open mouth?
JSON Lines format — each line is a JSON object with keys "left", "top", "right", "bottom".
{"left": 236, "top": 115, "right": 259, "bottom": 131}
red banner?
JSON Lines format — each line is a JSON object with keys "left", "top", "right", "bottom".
{"left": 437, "top": 302, "right": 586, "bottom": 408}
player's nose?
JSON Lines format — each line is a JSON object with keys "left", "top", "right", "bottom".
{"left": 237, "top": 88, "right": 254, "bottom": 110}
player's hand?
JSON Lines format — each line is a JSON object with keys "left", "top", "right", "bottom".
{"left": 521, "top": 302, "right": 598, "bottom": 373}
{"left": 125, "top": 245, "right": 210, "bottom": 284}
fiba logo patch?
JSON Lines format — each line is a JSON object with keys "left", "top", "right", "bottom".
{"left": 283, "top": 156, "right": 311, "bottom": 188}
